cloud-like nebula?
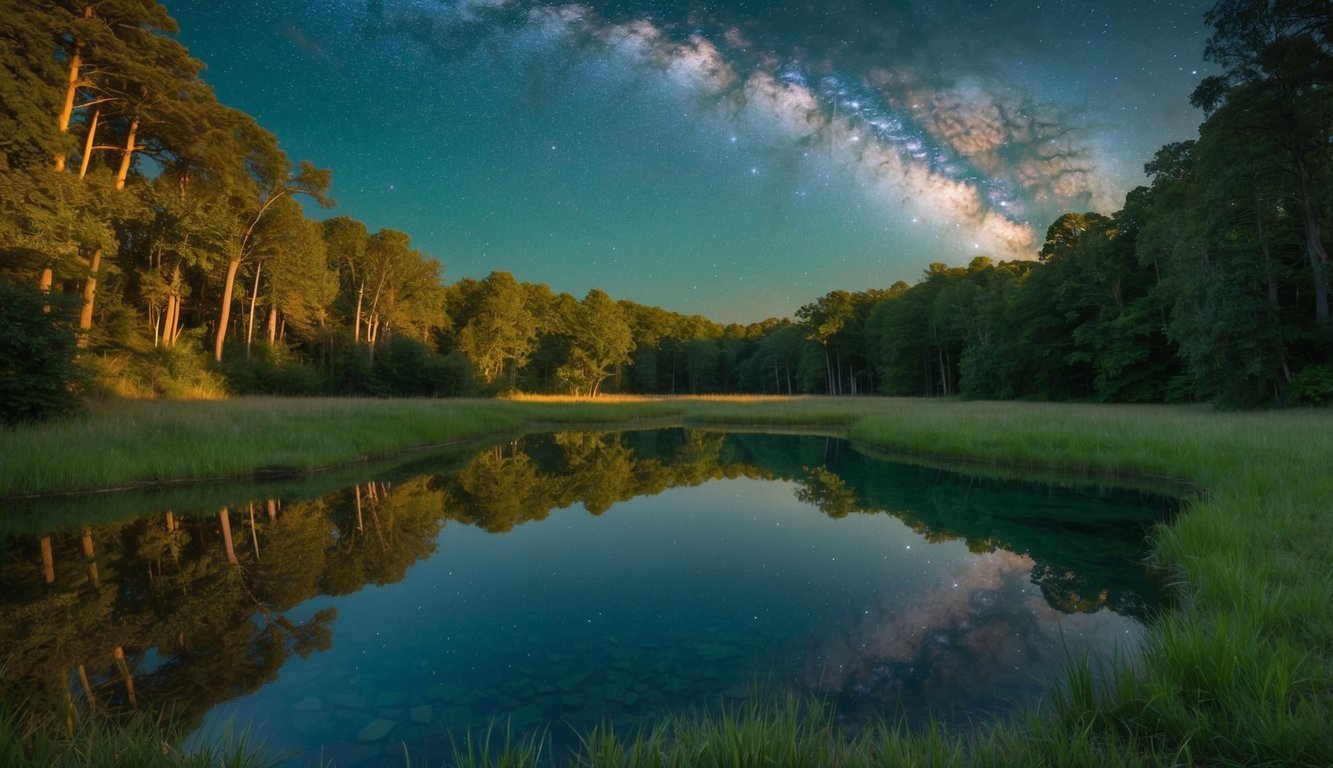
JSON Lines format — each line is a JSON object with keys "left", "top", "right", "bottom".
{"left": 356, "top": 0, "right": 1119, "bottom": 261}
{"left": 792, "top": 549, "right": 1144, "bottom": 720}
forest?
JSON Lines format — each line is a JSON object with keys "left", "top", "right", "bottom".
{"left": 1, "top": 0, "right": 1330, "bottom": 425}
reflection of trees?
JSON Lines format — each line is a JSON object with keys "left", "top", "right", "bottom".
{"left": 0, "top": 430, "right": 1168, "bottom": 734}
{"left": 794, "top": 466, "right": 865, "bottom": 519}
{"left": 444, "top": 448, "right": 552, "bottom": 532}
{"left": 0, "top": 478, "right": 444, "bottom": 734}
{"left": 436, "top": 430, "right": 770, "bottom": 530}
{"left": 730, "top": 433, "right": 1169, "bottom": 621}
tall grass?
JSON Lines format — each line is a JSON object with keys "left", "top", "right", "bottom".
{"left": 0, "top": 703, "right": 274, "bottom": 768}
{"left": 3, "top": 396, "right": 1331, "bottom": 765}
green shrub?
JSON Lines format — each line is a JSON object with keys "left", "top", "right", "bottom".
{"left": 0, "top": 277, "right": 84, "bottom": 425}
{"left": 1287, "top": 364, "right": 1333, "bottom": 406}
{"left": 370, "top": 336, "right": 477, "bottom": 397}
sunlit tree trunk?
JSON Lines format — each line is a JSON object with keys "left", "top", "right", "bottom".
{"left": 114, "top": 116, "right": 138, "bottom": 190}
{"left": 54, "top": 11, "right": 90, "bottom": 172}
{"left": 215, "top": 256, "right": 241, "bottom": 362}
{"left": 163, "top": 263, "right": 182, "bottom": 347}
{"left": 77, "top": 109, "right": 99, "bottom": 179}
{"left": 245, "top": 263, "right": 261, "bottom": 359}
{"left": 354, "top": 281, "right": 365, "bottom": 343}
{"left": 78, "top": 248, "right": 101, "bottom": 339}
{"left": 217, "top": 193, "right": 288, "bottom": 362}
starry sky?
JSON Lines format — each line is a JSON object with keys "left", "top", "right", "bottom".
{"left": 161, "top": 0, "right": 1215, "bottom": 323}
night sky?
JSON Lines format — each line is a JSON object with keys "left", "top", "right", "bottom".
{"left": 162, "top": 0, "right": 1215, "bottom": 323}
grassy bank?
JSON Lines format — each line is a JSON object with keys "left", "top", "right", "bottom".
{"left": 3, "top": 396, "right": 1330, "bottom": 765}
{"left": 0, "top": 396, "right": 684, "bottom": 497}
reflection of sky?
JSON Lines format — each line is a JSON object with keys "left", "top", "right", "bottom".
{"left": 796, "top": 548, "right": 1145, "bottom": 723}
{"left": 161, "top": 0, "right": 1213, "bottom": 322}
{"left": 192, "top": 474, "right": 1149, "bottom": 761}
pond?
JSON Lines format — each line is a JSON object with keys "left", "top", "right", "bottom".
{"left": 0, "top": 429, "right": 1178, "bottom": 766}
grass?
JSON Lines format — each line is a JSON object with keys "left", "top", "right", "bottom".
{"left": 0, "top": 397, "right": 688, "bottom": 497}
{"left": 0, "top": 702, "right": 273, "bottom": 768}
{"left": 3, "top": 395, "right": 1331, "bottom": 766}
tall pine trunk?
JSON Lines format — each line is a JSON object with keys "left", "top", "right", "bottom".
{"left": 77, "top": 108, "right": 99, "bottom": 179}
{"left": 245, "top": 262, "right": 261, "bottom": 359}
{"left": 115, "top": 116, "right": 138, "bottom": 190}
{"left": 1295, "top": 155, "right": 1330, "bottom": 333}
{"left": 77, "top": 247, "right": 101, "bottom": 340}
{"left": 215, "top": 257, "right": 241, "bottom": 362}
{"left": 54, "top": 13, "right": 89, "bottom": 172}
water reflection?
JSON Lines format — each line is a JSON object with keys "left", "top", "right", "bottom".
{"left": 0, "top": 429, "right": 1175, "bottom": 763}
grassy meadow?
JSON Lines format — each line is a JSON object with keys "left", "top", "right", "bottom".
{"left": 2, "top": 396, "right": 1330, "bottom": 766}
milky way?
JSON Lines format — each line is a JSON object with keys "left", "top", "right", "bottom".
{"left": 164, "top": 0, "right": 1214, "bottom": 321}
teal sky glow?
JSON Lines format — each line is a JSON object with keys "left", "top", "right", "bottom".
{"left": 163, "top": 0, "right": 1213, "bottom": 322}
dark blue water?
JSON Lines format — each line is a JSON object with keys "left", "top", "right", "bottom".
{"left": 0, "top": 430, "right": 1175, "bottom": 766}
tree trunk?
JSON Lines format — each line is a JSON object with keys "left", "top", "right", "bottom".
{"left": 822, "top": 346, "right": 832, "bottom": 395}
{"left": 77, "top": 108, "right": 99, "bottom": 179}
{"left": 164, "top": 292, "right": 178, "bottom": 347}
{"left": 215, "top": 257, "right": 241, "bottom": 362}
{"left": 77, "top": 665, "right": 96, "bottom": 714}
{"left": 219, "top": 507, "right": 238, "bottom": 565}
{"left": 40, "top": 536, "right": 55, "bottom": 583}
{"left": 39, "top": 267, "right": 53, "bottom": 294}
{"left": 167, "top": 263, "right": 183, "bottom": 346}
{"left": 245, "top": 263, "right": 261, "bottom": 359}
{"left": 82, "top": 527, "right": 100, "bottom": 589}
{"left": 78, "top": 247, "right": 101, "bottom": 338}
{"left": 1256, "top": 192, "right": 1293, "bottom": 385}
{"left": 268, "top": 305, "right": 278, "bottom": 344}
{"left": 248, "top": 502, "right": 260, "bottom": 561}
{"left": 112, "top": 646, "right": 137, "bottom": 710}
{"left": 355, "top": 485, "right": 364, "bottom": 532}
{"left": 1295, "top": 157, "right": 1330, "bottom": 331}
{"left": 354, "top": 281, "right": 365, "bottom": 343}
{"left": 114, "top": 116, "right": 138, "bottom": 190}
{"left": 55, "top": 19, "right": 88, "bottom": 172}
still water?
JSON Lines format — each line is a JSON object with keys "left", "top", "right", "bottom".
{"left": 0, "top": 429, "right": 1176, "bottom": 766}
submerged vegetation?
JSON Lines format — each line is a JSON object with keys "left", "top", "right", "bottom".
{"left": 3, "top": 397, "right": 1331, "bottom": 765}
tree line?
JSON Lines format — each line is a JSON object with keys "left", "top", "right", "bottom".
{"left": 1, "top": 1, "right": 1329, "bottom": 422}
